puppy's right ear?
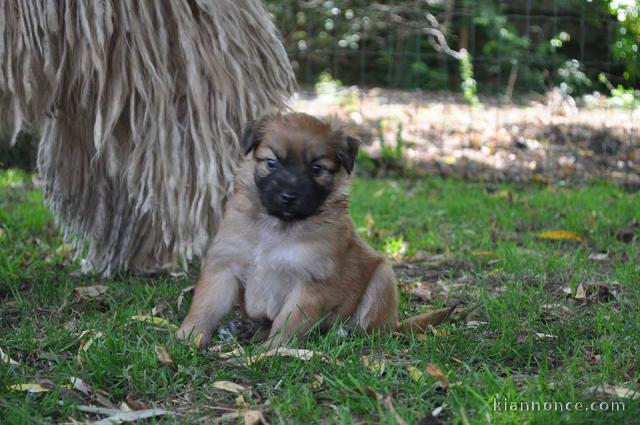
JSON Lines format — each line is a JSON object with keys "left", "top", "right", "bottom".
{"left": 240, "top": 121, "right": 261, "bottom": 156}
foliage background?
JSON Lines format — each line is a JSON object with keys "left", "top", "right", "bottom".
{"left": 266, "top": 0, "right": 640, "bottom": 95}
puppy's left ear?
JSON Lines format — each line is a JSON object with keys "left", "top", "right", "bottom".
{"left": 337, "top": 136, "right": 360, "bottom": 174}
{"left": 240, "top": 121, "right": 261, "bottom": 156}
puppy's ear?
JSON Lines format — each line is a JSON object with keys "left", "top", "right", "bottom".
{"left": 337, "top": 136, "right": 359, "bottom": 174}
{"left": 240, "top": 121, "right": 261, "bottom": 156}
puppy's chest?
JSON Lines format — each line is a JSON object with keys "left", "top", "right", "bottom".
{"left": 248, "top": 229, "right": 334, "bottom": 281}
{"left": 240, "top": 229, "right": 336, "bottom": 319}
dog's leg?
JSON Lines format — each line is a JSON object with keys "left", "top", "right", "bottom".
{"left": 176, "top": 265, "right": 239, "bottom": 347}
{"left": 351, "top": 262, "right": 398, "bottom": 331}
{"left": 264, "top": 291, "right": 322, "bottom": 348}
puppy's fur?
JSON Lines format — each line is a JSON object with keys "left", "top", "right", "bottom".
{"left": 177, "top": 113, "right": 398, "bottom": 347}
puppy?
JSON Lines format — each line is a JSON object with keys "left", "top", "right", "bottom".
{"left": 176, "top": 113, "right": 398, "bottom": 347}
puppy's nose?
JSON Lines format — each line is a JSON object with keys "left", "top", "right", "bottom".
{"left": 279, "top": 192, "right": 298, "bottom": 205}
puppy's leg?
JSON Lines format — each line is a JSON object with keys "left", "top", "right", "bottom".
{"left": 264, "top": 291, "right": 322, "bottom": 348}
{"left": 176, "top": 265, "right": 239, "bottom": 347}
{"left": 351, "top": 262, "right": 398, "bottom": 331}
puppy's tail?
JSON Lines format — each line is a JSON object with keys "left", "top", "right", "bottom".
{"left": 396, "top": 305, "right": 457, "bottom": 335}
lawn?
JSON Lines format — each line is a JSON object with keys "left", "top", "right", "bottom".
{"left": 0, "top": 168, "right": 639, "bottom": 424}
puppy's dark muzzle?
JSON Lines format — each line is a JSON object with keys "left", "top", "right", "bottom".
{"left": 279, "top": 192, "right": 298, "bottom": 205}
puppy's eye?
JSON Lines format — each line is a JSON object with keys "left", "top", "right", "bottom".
{"left": 311, "top": 164, "right": 324, "bottom": 175}
{"left": 266, "top": 159, "right": 279, "bottom": 170}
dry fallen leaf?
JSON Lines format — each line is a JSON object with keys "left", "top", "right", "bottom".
{"left": 218, "top": 346, "right": 246, "bottom": 359}
{"left": 534, "top": 332, "right": 558, "bottom": 339}
{"left": 426, "top": 363, "right": 449, "bottom": 391}
{"left": 362, "top": 356, "right": 386, "bottom": 376}
{"left": 398, "top": 306, "right": 456, "bottom": 335}
{"left": 465, "top": 320, "right": 488, "bottom": 329}
{"left": 243, "top": 410, "right": 268, "bottom": 425}
{"left": 74, "top": 285, "right": 109, "bottom": 298}
{"left": 126, "top": 393, "right": 152, "bottom": 410}
{"left": 227, "top": 347, "right": 331, "bottom": 366}
{"left": 409, "top": 286, "right": 432, "bottom": 301}
{"left": 380, "top": 395, "right": 408, "bottom": 425}
{"left": 77, "top": 331, "right": 103, "bottom": 364}
{"left": 46, "top": 243, "right": 73, "bottom": 263}
{"left": 154, "top": 346, "right": 174, "bottom": 367}
{"left": 0, "top": 346, "right": 19, "bottom": 365}
{"left": 588, "top": 252, "right": 609, "bottom": 261}
{"left": 131, "top": 315, "right": 178, "bottom": 331}
{"left": 177, "top": 286, "right": 195, "bottom": 310}
{"left": 235, "top": 394, "right": 249, "bottom": 408}
{"left": 213, "top": 381, "right": 246, "bottom": 394}
{"left": 93, "top": 408, "right": 168, "bottom": 425}
{"left": 586, "top": 384, "right": 639, "bottom": 400}
{"left": 311, "top": 374, "right": 324, "bottom": 390}
{"left": 407, "top": 366, "right": 423, "bottom": 382}
{"left": 536, "top": 230, "right": 584, "bottom": 242}
{"left": 573, "top": 282, "right": 621, "bottom": 303}
{"left": 69, "top": 377, "right": 92, "bottom": 397}
{"left": 118, "top": 401, "right": 133, "bottom": 412}
{"left": 9, "top": 383, "right": 51, "bottom": 393}
{"left": 471, "top": 250, "right": 498, "bottom": 258}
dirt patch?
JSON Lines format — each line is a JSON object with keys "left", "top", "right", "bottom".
{"left": 294, "top": 89, "right": 640, "bottom": 187}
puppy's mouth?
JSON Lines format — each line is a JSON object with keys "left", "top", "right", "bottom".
{"left": 268, "top": 208, "right": 313, "bottom": 221}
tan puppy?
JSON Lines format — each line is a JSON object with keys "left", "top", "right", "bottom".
{"left": 177, "top": 113, "right": 397, "bottom": 347}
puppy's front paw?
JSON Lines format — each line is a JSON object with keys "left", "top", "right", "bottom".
{"left": 175, "top": 323, "right": 210, "bottom": 348}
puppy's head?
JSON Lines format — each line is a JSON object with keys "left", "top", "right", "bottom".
{"left": 240, "top": 113, "right": 359, "bottom": 221}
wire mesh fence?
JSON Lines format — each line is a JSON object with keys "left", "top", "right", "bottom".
{"left": 269, "top": 0, "right": 639, "bottom": 187}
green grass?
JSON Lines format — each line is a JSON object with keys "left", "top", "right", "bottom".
{"left": 1, "top": 169, "right": 639, "bottom": 424}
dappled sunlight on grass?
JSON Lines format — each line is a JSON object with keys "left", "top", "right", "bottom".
{"left": 0, "top": 169, "right": 31, "bottom": 188}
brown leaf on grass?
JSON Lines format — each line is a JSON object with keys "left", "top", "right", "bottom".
{"left": 398, "top": 306, "right": 456, "bottom": 335}
{"left": 74, "top": 285, "right": 108, "bottom": 298}
{"left": 362, "top": 356, "right": 386, "bottom": 376}
{"left": 350, "top": 386, "right": 378, "bottom": 400}
{"left": 536, "top": 230, "right": 584, "bottom": 242}
{"left": 586, "top": 384, "right": 639, "bottom": 400}
{"left": 126, "top": 393, "right": 152, "bottom": 410}
{"left": 0, "top": 346, "right": 19, "bottom": 365}
{"left": 154, "top": 346, "right": 174, "bottom": 367}
{"left": 426, "top": 363, "right": 449, "bottom": 392}
{"left": 243, "top": 410, "right": 268, "bottom": 425}
{"left": 213, "top": 381, "right": 246, "bottom": 394}
{"left": 584, "top": 350, "right": 602, "bottom": 366}
{"left": 573, "top": 282, "right": 620, "bottom": 303}
{"left": 177, "top": 286, "right": 195, "bottom": 310}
